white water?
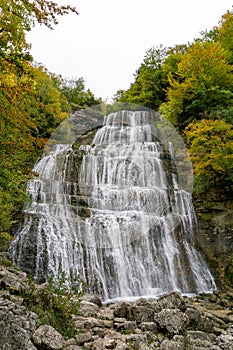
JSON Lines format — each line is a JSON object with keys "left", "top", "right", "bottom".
{"left": 10, "top": 110, "right": 216, "bottom": 300}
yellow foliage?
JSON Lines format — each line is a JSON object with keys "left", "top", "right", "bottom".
{"left": 185, "top": 118, "right": 233, "bottom": 193}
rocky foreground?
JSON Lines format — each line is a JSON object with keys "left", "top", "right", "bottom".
{"left": 0, "top": 264, "right": 233, "bottom": 350}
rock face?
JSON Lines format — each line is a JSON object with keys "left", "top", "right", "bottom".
{"left": 1, "top": 264, "right": 233, "bottom": 350}
{"left": 0, "top": 298, "right": 38, "bottom": 350}
{"left": 195, "top": 198, "right": 233, "bottom": 284}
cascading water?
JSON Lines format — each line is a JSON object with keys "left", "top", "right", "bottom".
{"left": 10, "top": 109, "right": 216, "bottom": 300}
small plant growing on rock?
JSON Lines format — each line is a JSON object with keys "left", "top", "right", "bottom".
{"left": 225, "top": 254, "right": 233, "bottom": 287}
{"left": 21, "top": 271, "right": 86, "bottom": 339}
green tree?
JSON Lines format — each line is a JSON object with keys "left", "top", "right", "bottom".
{"left": 116, "top": 46, "right": 168, "bottom": 110}
{"left": 60, "top": 77, "right": 101, "bottom": 110}
{"left": 0, "top": 0, "right": 78, "bottom": 66}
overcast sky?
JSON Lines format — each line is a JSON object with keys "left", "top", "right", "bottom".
{"left": 27, "top": 0, "right": 233, "bottom": 101}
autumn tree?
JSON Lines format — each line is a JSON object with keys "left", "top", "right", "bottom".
{"left": 185, "top": 118, "right": 233, "bottom": 196}
{"left": 217, "top": 10, "right": 233, "bottom": 64}
{"left": 0, "top": 0, "right": 78, "bottom": 233}
{"left": 160, "top": 41, "right": 233, "bottom": 127}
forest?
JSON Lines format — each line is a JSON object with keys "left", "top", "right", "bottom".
{"left": 0, "top": 0, "right": 233, "bottom": 280}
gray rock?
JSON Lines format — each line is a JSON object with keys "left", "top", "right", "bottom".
{"left": 160, "top": 340, "right": 184, "bottom": 350}
{"left": 32, "top": 325, "right": 65, "bottom": 350}
{"left": 140, "top": 322, "right": 158, "bottom": 333}
{"left": 114, "top": 320, "right": 136, "bottom": 332}
{"left": 93, "top": 327, "right": 106, "bottom": 338}
{"left": 64, "top": 338, "right": 77, "bottom": 346}
{"left": 128, "top": 300, "right": 154, "bottom": 323}
{"left": 218, "top": 326, "right": 233, "bottom": 350}
{"left": 113, "top": 301, "right": 130, "bottom": 318}
{"left": 76, "top": 332, "right": 93, "bottom": 345}
{"left": 103, "top": 337, "right": 118, "bottom": 349}
{"left": 157, "top": 309, "right": 188, "bottom": 334}
{"left": 78, "top": 300, "right": 99, "bottom": 317}
{"left": 97, "top": 307, "right": 114, "bottom": 320}
{"left": 185, "top": 307, "right": 202, "bottom": 328}
{"left": 0, "top": 297, "right": 38, "bottom": 350}
{"left": 92, "top": 338, "right": 104, "bottom": 350}
{"left": 186, "top": 330, "right": 210, "bottom": 341}
{"left": 81, "top": 294, "right": 102, "bottom": 307}
{"left": 83, "top": 316, "right": 105, "bottom": 329}
{"left": 153, "top": 292, "right": 186, "bottom": 313}
{"left": 199, "top": 315, "right": 215, "bottom": 333}
{"left": 0, "top": 266, "right": 27, "bottom": 293}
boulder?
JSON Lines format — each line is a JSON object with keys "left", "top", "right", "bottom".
{"left": 32, "top": 325, "right": 65, "bottom": 350}
{"left": 127, "top": 299, "right": 155, "bottom": 323}
{"left": 113, "top": 301, "right": 130, "bottom": 318}
{"left": 81, "top": 294, "right": 102, "bottom": 307}
{"left": 0, "top": 266, "right": 27, "bottom": 294}
{"left": 217, "top": 326, "right": 233, "bottom": 350}
{"left": 157, "top": 309, "right": 188, "bottom": 334}
{"left": 153, "top": 292, "right": 186, "bottom": 313}
{"left": 78, "top": 300, "right": 99, "bottom": 317}
{"left": 0, "top": 297, "right": 38, "bottom": 350}
{"left": 76, "top": 332, "right": 93, "bottom": 345}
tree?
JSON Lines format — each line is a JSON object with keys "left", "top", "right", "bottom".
{"left": 185, "top": 118, "right": 233, "bottom": 195}
{"left": 0, "top": 0, "right": 78, "bottom": 234}
{"left": 60, "top": 77, "right": 102, "bottom": 110}
{"left": 115, "top": 46, "right": 168, "bottom": 110}
{"left": 160, "top": 41, "right": 233, "bottom": 127}
{"left": 217, "top": 10, "right": 233, "bottom": 64}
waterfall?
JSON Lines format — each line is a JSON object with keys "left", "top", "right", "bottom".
{"left": 10, "top": 109, "right": 216, "bottom": 300}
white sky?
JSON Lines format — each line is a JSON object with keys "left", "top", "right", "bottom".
{"left": 27, "top": 0, "right": 233, "bottom": 101}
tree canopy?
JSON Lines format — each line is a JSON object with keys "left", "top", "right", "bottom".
{"left": 0, "top": 0, "right": 102, "bottom": 234}
{"left": 115, "top": 9, "right": 233, "bottom": 197}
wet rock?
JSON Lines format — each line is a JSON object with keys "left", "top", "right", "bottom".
{"left": 82, "top": 294, "right": 102, "bottom": 307}
{"left": 32, "top": 325, "right": 65, "bottom": 350}
{"left": 113, "top": 301, "right": 130, "bottom": 318}
{"left": 157, "top": 309, "right": 188, "bottom": 334}
{"left": 128, "top": 299, "right": 155, "bottom": 323}
{"left": 153, "top": 292, "right": 186, "bottom": 312}
{"left": 199, "top": 315, "right": 215, "bottom": 333}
